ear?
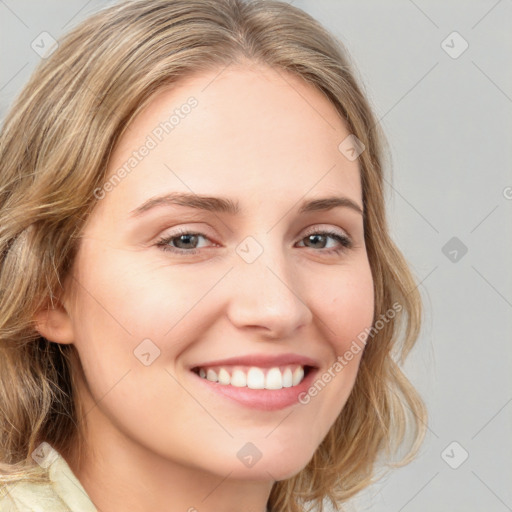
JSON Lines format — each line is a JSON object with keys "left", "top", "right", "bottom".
{"left": 33, "top": 296, "right": 75, "bottom": 345}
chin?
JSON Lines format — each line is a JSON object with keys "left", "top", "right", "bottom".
{"left": 224, "top": 451, "right": 313, "bottom": 482}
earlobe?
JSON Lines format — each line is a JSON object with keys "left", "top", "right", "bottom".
{"left": 33, "top": 298, "right": 75, "bottom": 345}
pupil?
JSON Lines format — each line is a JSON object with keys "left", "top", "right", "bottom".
{"left": 308, "top": 234, "right": 325, "bottom": 248}
{"left": 176, "top": 234, "right": 197, "bottom": 249}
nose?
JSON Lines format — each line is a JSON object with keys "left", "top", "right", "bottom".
{"left": 225, "top": 241, "right": 313, "bottom": 339}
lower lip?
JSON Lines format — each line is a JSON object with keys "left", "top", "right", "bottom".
{"left": 190, "top": 367, "right": 319, "bottom": 411}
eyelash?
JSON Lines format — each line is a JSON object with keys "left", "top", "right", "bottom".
{"left": 155, "top": 227, "right": 353, "bottom": 256}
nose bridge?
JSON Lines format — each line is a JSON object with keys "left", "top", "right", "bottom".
{"left": 226, "top": 232, "right": 312, "bottom": 336}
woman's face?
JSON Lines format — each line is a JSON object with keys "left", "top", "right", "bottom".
{"left": 59, "top": 63, "right": 374, "bottom": 480}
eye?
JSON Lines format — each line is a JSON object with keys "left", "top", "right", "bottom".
{"left": 155, "top": 227, "right": 353, "bottom": 256}
{"left": 296, "top": 227, "right": 352, "bottom": 255}
{"left": 155, "top": 229, "right": 214, "bottom": 255}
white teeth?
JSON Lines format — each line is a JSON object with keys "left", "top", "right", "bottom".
{"left": 292, "top": 366, "right": 304, "bottom": 386}
{"left": 218, "top": 368, "right": 230, "bottom": 385}
{"left": 195, "top": 364, "right": 308, "bottom": 389}
{"left": 282, "top": 367, "right": 293, "bottom": 388}
{"left": 265, "top": 367, "right": 282, "bottom": 389}
{"left": 247, "top": 367, "right": 265, "bottom": 389}
{"left": 230, "top": 369, "right": 247, "bottom": 387}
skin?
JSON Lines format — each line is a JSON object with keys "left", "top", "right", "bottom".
{"left": 34, "top": 61, "right": 375, "bottom": 512}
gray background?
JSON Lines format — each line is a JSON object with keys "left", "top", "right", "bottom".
{"left": 1, "top": 1, "right": 511, "bottom": 511}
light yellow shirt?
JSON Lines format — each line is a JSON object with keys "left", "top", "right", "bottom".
{"left": 0, "top": 447, "right": 97, "bottom": 512}
{"left": 1, "top": 446, "right": 273, "bottom": 511}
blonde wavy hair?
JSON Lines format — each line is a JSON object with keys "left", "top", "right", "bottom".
{"left": 0, "top": 0, "right": 427, "bottom": 510}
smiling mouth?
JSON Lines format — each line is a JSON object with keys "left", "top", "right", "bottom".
{"left": 191, "top": 364, "right": 314, "bottom": 390}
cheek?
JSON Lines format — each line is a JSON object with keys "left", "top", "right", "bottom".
{"left": 71, "top": 239, "right": 211, "bottom": 338}
{"left": 288, "top": 261, "right": 374, "bottom": 446}
{"left": 68, "top": 241, "right": 227, "bottom": 401}
{"left": 315, "top": 261, "right": 375, "bottom": 353}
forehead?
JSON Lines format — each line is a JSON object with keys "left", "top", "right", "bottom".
{"left": 98, "top": 64, "right": 362, "bottom": 219}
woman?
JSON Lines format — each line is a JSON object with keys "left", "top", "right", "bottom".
{"left": 0, "top": 1, "right": 426, "bottom": 510}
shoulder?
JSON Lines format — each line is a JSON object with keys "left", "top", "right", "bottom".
{"left": 0, "top": 446, "right": 97, "bottom": 512}
{"left": 1, "top": 479, "right": 70, "bottom": 511}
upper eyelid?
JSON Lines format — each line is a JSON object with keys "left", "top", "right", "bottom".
{"left": 157, "top": 225, "right": 352, "bottom": 246}
{"left": 159, "top": 224, "right": 351, "bottom": 238}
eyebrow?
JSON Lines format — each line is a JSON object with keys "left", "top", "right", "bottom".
{"left": 128, "top": 192, "right": 363, "bottom": 217}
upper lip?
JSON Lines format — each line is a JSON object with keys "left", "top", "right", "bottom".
{"left": 190, "top": 352, "right": 320, "bottom": 370}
